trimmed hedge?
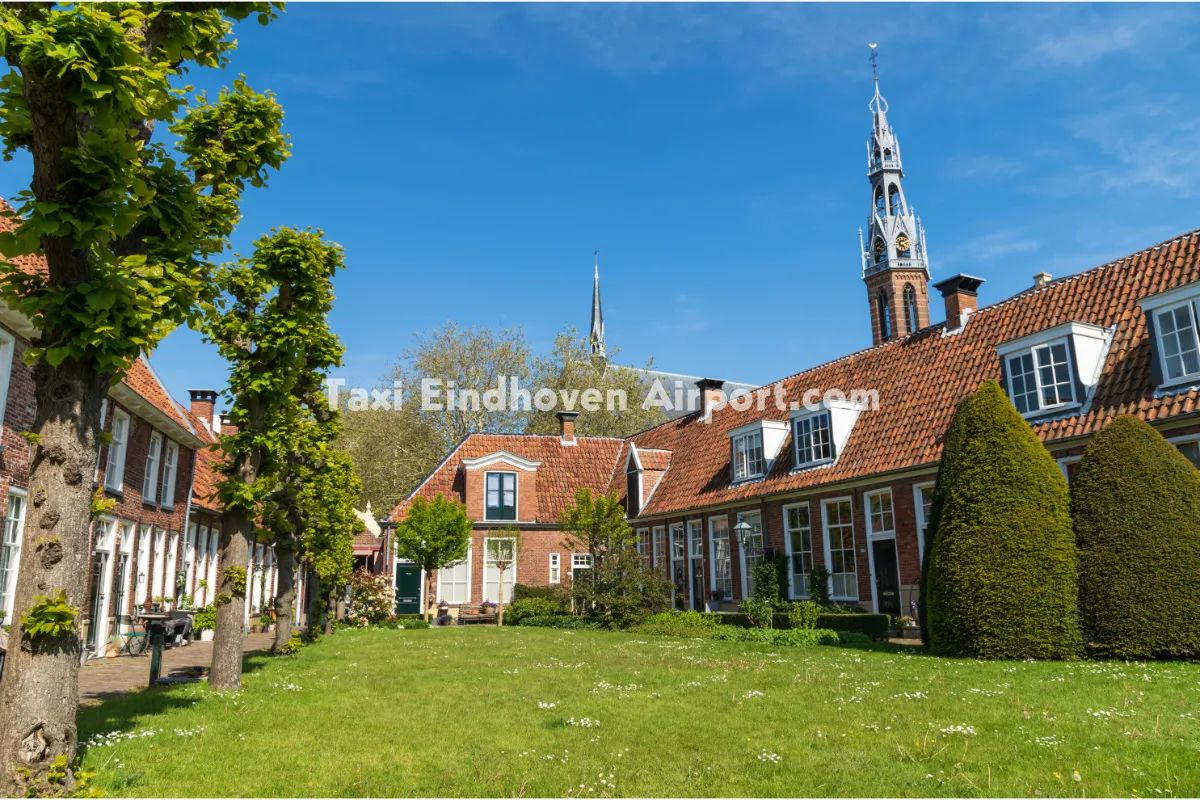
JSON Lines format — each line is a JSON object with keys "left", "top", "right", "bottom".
{"left": 514, "top": 584, "right": 570, "bottom": 602}
{"left": 925, "top": 380, "right": 1082, "bottom": 659}
{"left": 642, "top": 610, "right": 719, "bottom": 628}
{"left": 505, "top": 597, "right": 567, "bottom": 625}
{"left": 1071, "top": 415, "right": 1200, "bottom": 658}
{"left": 920, "top": 393, "right": 972, "bottom": 643}
{"left": 517, "top": 615, "right": 603, "bottom": 630}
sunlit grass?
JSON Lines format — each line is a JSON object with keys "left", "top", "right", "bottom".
{"left": 78, "top": 627, "right": 1200, "bottom": 797}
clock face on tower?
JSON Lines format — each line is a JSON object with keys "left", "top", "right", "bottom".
{"left": 896, "top": 233, "right": 911, "bottom": 256}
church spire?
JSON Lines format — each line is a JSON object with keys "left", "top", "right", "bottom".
{"left": 860, "top": 45, "right": 931, "bottom": 346}
{"left": 590, "top": 249, "right": 606, "bottom": 360}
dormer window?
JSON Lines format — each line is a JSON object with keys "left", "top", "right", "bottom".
{"left": 996, "top": 321, "right": 1113, "bottom": 419}
{"left": 1141, "top": 283, "right": 1200, "bottom": 388}
{"left": 793, "top": 411, "right": 833, "bottom": 467}
{"left": 485, "top": 471, "right": 516, "bottom": 521}
{"left": 1005, "top": 341, "right": 1075, "bottom": 415}
{"left": 731, "top": 431, "right": 764, "bottom": 482}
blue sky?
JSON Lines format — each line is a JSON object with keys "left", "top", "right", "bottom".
{"left": 5, "top": 3, "right": 1200, "bottom": 410}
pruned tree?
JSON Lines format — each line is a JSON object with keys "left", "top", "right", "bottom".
{"left": 335, "top": 403, "right": 444, "bottom": 513}
{"left": 0, "top": 5, "right": 287, "bottom": 791}
{"left": 560, "top": 488, "right": 671, "bottom": 629}
{"left": 484, "top": 529, "right": 521, "bottom": 626}
{"left": 204, "top": 226, "right": 344, "bottom": 689}
{"left": 394, "top": 493, "right": 472, "bottom": 622}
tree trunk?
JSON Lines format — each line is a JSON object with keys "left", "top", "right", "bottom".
{"left": 324, "top": 583, "right": 335, "bottom": 635}
{"left": 208, "top": 511, "right": 250, "bottom": 691}
{"left": 305, "top": 564, "right": 321, "bottom": 634}
{"left": 0, "top": 361, "right": 105, "bottom": 796}
{"left": 271, "top": 548, "right": 296, "bottom": 654}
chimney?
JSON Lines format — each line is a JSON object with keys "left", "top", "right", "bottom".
{"left": 1033, "top": 271, "right": 1052, "bottom": 289}
{"left": 188, "top": 389, "right": 217, "bottom": 432}
{"left": 695, "top": 378, "right": 726, "bottom": 422}
{"left": 933, "top": 274, "right": 985, "bottom": 330}
{"left": 556, "top": 411, "right": 579, "bottom": 446}
{"left": 219, "top": 413, "right": 236, "bottom": 436}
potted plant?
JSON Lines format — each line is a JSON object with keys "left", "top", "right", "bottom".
{"left": 193, "top": 605, "right": 216, "bottom": 641}
{"left": 896, "top": 616, "right": 920, "bottom": 639}
{"left": 259, "top": 612, "right": 274, "bottom": 633}
{"left": 151, "top": 596, "right": 163, "bottom": 613}
{"left": 480, "top": 601, "right": 497, "bottom": 615}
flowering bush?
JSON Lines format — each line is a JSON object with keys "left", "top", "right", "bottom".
{"left": 346, "top": 569, "right": 393, "bottom": 626}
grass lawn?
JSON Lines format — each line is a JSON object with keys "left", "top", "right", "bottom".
{"left": 78, "top": 627, "right": 1200, "bottom": 797}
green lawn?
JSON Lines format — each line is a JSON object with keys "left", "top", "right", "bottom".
{"left": 78, "top": 627, "right": 1200, "bottom": 797}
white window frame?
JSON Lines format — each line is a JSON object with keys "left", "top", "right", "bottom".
{"left": 482, "top": 536, "right": 516, "bottom": 604}
{"left": 912, "top": 481, "right": 936, "bottom": 562}
{"left": 0, "top": 488, "right": 27, "bottom": 622}
{"left": 1056, "top": 455, "right": 1082, "bottom": 484}
{"left": 152, "top": 528, "right": 166, "bottom": 600}
{"left": 484, "top": 470, "right": 518, "bottom": 522}
{"left": 166, "top": 530, "right": 179, "bottom": 600}
{"left": 0, "top": 327, "right": 15, "bottom": 432}
{"left": 438, "top": 546, "right": 472, "bottom": 605}
{"left": 821, "top": 497, "right": 858, "bottom": 602}
{"left": 1004, "top": 338, "right": 1078, "bottom": 417}
{"left": 134, "top": 524, "right": 152, "bottom": 606}
{"left": 782, "top": 501, "right": 813, "bottom": 600}
{"left": 708, "top": 516, "right": 732, "bottom": 602}
{"left": 637, "top": 527, "right": 651, "bottom": 571}
{"left": 651, "top": 526, "right": 665, "bottom": 573}
{"left": 730, "top": 430, "right": 765, "bottom": 483}
{"left": 687, "top": 519, "right": 703, "bottom": 559}
{"left": 571, "top": 553, "right": 593, "bottom": 569}
{"left": 206, "top": 528, "right": 220, "bottom": 603}
{"left": 792, "top": 410, "right": 834, "bottom": 468}
{"left": 143, "top": 431, "right": 163, "bottom": 503}
{"left": 669, "top": 522, "right": 685, "bottom": 603}
{"left": 88, "top": 517, "right": 118, "bottom": 654}
{"left": 736, "top": 511, "right": 764, "bottom": 599}
{"left": 106, "top": 409, "right": 131, "bottom": 493}
{"left": 1168, "top": 432, "right": 1200, "bottom": 470}
{"left": 161, "top": 440, "right": 179, "bottom": 510}
{"left": 548, "top": 552, "right": 560, "bottom": 585}
{"left": 863, "top": 488, "right": 897, "bottom": 615}
{"left": 1142, "top": 287, "right": 1200, "bottom": 388}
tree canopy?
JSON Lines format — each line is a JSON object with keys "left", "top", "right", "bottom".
{"left": 394, "top": 493, "right": 472, "bottom": 621}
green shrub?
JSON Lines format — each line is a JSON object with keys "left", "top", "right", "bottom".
{"left": 749, "top": 557, "right": 786, "bottom": 605}
{"left": 708, "top": 626, "right": 841, "bottom": 647}
{"left": 835, "top": 631, "right": 873, "bottom": 646}
{"left": 807, "top": 567, "right": 831, "bottom": 607}
{"left": 787, "top": 600, "right": 821, "bottom": 630}
{"left": 193, "top": 605, "right": 216, "bottom": 632}
{"left": 278, "top": 632, "right": 305, "bottom": 655}
{"left": 739, "top": 596, "right": 775, "bottom": 628}
{"left": 513, "top": 584, "right": 571, "bottom": 603}
{"left": 1071, "top": 415, "right": 1200, "bottom": 659}
{"left": 400, "top": 619, "right": 430, "bottom": 630}
{"left": 642, "top": 610, "right": 720, "bottom": 628}
{"left": 920, "top": 393, "right": 972, "bottom": 643}
{"left": 517, "top": 615, "right": 602, "bottom": 630}
{"left": 815, "top": 613, "right": 890, "bottom": 641}
{"left": 506, "top": 597, "right": 567, "bottom": 624}
{"left": 925, "top": 380, "right": 1082, "bottom": 659}
{"left": 633, "top": 622, "right": 719, "bottom": 639}
{"left": 820, "top": 602, "right": 868, "bottom": 614}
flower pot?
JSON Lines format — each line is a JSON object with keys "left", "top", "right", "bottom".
{"left": 901, "top": 626, "right": 921, "bottom": 640}
{"left": 200, "top": 629, "right": 215, "bottom": 642}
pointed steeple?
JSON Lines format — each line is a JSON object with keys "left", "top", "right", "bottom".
{"left": 860, "top": 45, "right": 931, "bottom": 346}
{"left": 590, "top": 249, "right": 606, "bottom": 360}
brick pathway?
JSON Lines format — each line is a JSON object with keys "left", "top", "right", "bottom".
{"left": 77, "top": 632, "right": 275, "bottom": 706}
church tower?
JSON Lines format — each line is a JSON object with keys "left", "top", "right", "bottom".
{"left": 859, "top": 47, "right": 930, "bottom": 346}
{"left": 589, "top": 250, "right": 606, "bottom": 360}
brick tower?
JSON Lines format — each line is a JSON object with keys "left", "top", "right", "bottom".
{"left": 859, "top": 46, "right": 930, "bottom": 346}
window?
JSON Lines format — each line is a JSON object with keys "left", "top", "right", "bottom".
{"left": 652, "top": 526, "right": 665, "bottom": 572}
{"left": 143, "top": 432, "right": 163, "bottom": 502}
{"left": 875, "top": 187, "right": 885, "bottom": 216}
{"left": 161, "top": 441, "right": 179, "bottom": 509}
{"left": 549, "top": 552, "right": 560, "bottom": 585}
{"left": 877, "top": 291, "right": 892, "bottom": 340}
{"left": 134, "top": 524, "right": 151, "bottom": 606}
{"left": 687, "top": 520, "right": 703, "bottom": 559}
{"left": 152, "top": 528, "right": 166, "bottom": 600}
{"left": 440, "top": 548, "right": 471, "bottom": 604}
{"left": 888, "top": 186, "right": 902, "bottom": 216}
{"left": 866, "top": 490, "right": 895, "bottom": 538}
{"left": 823, "top": 499, "right": 858, "bottom": 601}
{"left": 1006, "top": 341, "right": 1075, "bottom": 415}
{"left": 913, "top": 483, "right": 935, "bottom": 560}
{"left": 709, "top": 517, "right": 732, "bottom": 601}
{"left": 637, "top": 529, "right": 651, "bottom": 570}
{"left": 183, "top": 523, "right": 196, "bottom": 593}
{"left": 903, "top": 283, "right": 917, "bottom": 333}
{"left": 671, "top": 523, "right": 685, "bottom": 561}
{"left": 196, "top": 525, "right": 210, "bottom": 605}
{"left": 731, "top": 430, "right": 764, "bottom": 482}
{"left": 571, "top": 553, "right": 593, "bottom": 569}
{"left": 106, "top": 409, "right": 130, "bottom": 492}
{"left": 783, "top": 503, "right": 812, "bottom": 599}
{"left": 793, "top": 412, "right": 833, "bottom": 467}
{"left": 1155, "top": 301, "right": 1200, "bottom": 383}
{"left": 166, "top": 531, "right": 179, "bottom": 600}
{"left": 737, "top": 511, "right": 764, "bottom": 597}
{"left": 0, "top": 490, "right": 27, "bottom": 620}
{"left": 1057, "top": 456, "right": 1082, "bottom": 484}
{"left": 0, "top": 328, "right": 15, "bottom": 432}
{"left": 1174, "top": 439, "right": 1200, "bottom": 470}
{"left": 483, "top": 538, "right": 516, "bottom": 603}
{"left": 484, "top": 471, "right": 516, "bottom": 521}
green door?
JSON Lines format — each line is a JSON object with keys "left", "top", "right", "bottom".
{"left": 394, "top": 563, "right": 421, "bottom": 615}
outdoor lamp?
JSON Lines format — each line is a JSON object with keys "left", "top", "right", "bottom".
{"left": 137, "top": 571, "right": 145, "bottom": 585}
{"left": 733, "top": 521, "right": 753, "bottom": 549}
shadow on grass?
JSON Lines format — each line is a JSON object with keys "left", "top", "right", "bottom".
{"left": 78, "top": 651, "right": 274, "bottom": 754}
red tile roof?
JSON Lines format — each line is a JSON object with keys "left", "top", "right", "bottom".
{"left": 391, "top": 435, "right": 624, "bottom": 522}
{"left": 0, "top": 198, "right": 48, "bottom": 278}
{"left": 183, "top": 409, "right": 222, "bottom": 513}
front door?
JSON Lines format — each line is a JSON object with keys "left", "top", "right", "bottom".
{"left": 690, "top": 558, "right": 705, "bottom": 612}
{"left": 394, "top": 563, "right": 421, "bottom": 615}
{"left": 871, "top": 539, "right": 901, "bottom": 617}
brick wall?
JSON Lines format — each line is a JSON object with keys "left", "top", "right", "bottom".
{"left": 463, "top": 462, "right": 539, "bottom": 522}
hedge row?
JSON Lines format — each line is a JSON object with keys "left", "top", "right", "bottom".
{"left": 711, "top": 611, "right": 889, "bottom": 640}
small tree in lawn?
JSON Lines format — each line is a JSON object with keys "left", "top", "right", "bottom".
{"left": 205, "top": 227, "right": 345, "bottom": 689}
{"left": 560, "top": 488, "right": 671, "bottom": 629}
{"left": 0, "top": 5, "right": 287, "bottom": 789}
{"left": 484, "top": 530, "right": 521, "bottom": 626}
{"left": 394, "top": 494, "right": 472, "bottom": 622}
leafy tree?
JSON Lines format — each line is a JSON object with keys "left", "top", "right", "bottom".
{"left": 204, "top": 227, "right": 345, "bottom": 689}
{"left": 335, "top": 404, "right": 443, "bottom": 512}
{"left": 394, "top": 493, "right": 472, "bottom": 622}
{"left": 525, "top": 327, "right": 669, "bottom": 438}
{"left": 0, "top": 5, "right": 286, "bottom": 790}
{"left": 483, "top": 528, "right": 521, "bottom": 626}
{"left": 559, "top": 489, "right": 671, "bottom": 629}
{"left": 298, "top": 446, "right": 359, "bottom": 633}
{"left": 925, "top": 380, "right": 1082, "bottom": 659}
{"left": 1071, "top": 415, "right": 1200, "bottom": 658}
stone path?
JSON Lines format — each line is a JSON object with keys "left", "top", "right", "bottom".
{"left": 77, "top": 632, "right": 275, "bottom": 706}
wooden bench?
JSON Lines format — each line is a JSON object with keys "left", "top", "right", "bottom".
{"left": 455, "top": 607, "right": 498, "bottom": 625}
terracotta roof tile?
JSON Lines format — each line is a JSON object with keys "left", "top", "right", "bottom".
{"left": 0, "top": 198, "right": 49, "bottom": 278}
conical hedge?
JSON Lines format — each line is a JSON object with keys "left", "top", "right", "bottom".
{"left": 925, "top": 380, "right": 1082, "bottom": 659}
{"left": 1071, "top": 415, "right": 1200, "bottom": 658}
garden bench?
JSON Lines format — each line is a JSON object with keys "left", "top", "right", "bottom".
{"left": 455, "top": 607, "right": 497, "bottom": 625}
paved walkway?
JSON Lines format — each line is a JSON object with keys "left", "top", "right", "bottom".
{"left": 77, "top": 632, "right": 275, "bottom": 706}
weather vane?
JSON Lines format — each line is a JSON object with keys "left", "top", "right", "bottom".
{"left": 869, "top": 43, "right": 878, "bottom": 81}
